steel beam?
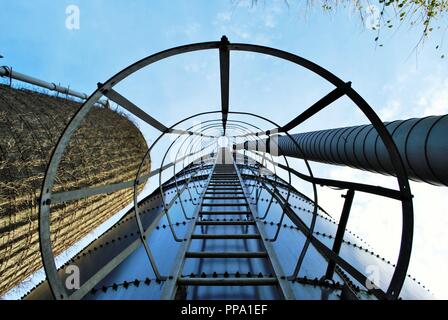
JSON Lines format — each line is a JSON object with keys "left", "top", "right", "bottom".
{"left": 249, "top": 151, "right": 405, "bottom": 201}
{"left": 281, "top": 82, "right": 351, "bottom": 132}
{"left": 101, "top": 88, "right": 171, "bottom": 133}
{"left": 219, "top": 36, "right": 230, "bottom": 134}
{"left": 325, "top": 189, "right": 355, "bottom": 280}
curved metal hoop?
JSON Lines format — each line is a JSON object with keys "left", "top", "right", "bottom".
{"left": 38, "top": 37, "right": 413, "bottom": 300}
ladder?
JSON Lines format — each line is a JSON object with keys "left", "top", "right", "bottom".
{"left": 161, "top": 155, "right": 295, "bottom": 299}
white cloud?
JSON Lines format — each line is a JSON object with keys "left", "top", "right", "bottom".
{"left": 416, "top": 78, "right": 448, "bottom": 116}
{"left": 213, "top": 0, "right": 285, "bottom": 43}
{"left": 378, "top": 98, "right": 402, "bottom": 121}
{"left": 216, "top": 11, "right": 231, "bottom": 23}
{"left": 182, "top": 22, "right": 201, "bottom": 38}
{"left": 264, "top": 13, "right": 277, "bottom": 28}
{"left": 381, "top": 66, "right": 448, "bottom": 121}
{"left": 183, "top": 61, "right": 208, "bottom": 74}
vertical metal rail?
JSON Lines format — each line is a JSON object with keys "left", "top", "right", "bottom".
{"left": 325, "top": 189, "right": 355, "bottom": 280}
{"left": 233, "top": 158, "right": 296, "bottom": 300}
{"left": 160, "top": 160, "right": 217, "bottom": 299}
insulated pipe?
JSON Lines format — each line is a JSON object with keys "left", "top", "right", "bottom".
{"left": 235, "top": 115, "right": 448, "bottom": 186}
{"left": 0, "top": 66, "right": 107, "bottom": 106}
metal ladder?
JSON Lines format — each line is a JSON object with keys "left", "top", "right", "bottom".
{"left": 161, "top": 156, "right": 295, "bottom": 300}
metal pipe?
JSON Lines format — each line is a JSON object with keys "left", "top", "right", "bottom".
{"left": 235, "top": 115, "right": 448, "bottom": 186}
{"left": 0, "top": 66, "right": 107, "bottom": 106}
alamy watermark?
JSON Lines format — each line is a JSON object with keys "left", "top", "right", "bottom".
{"left": 65, "top": 5, "right": 80, "bottom": 30}
{"left": 65, "top": 264, "right": 80, "bottom": 290}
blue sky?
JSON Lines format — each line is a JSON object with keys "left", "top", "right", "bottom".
{"left": 1, "top": 0, "right": 447, "bottom": 299}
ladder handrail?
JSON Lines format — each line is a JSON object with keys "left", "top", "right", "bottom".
{"left": 160, "top": 160, "right": 218, "bottom": 299}
{"left": 232, "top": 157, "right": 296, "bottom": 300}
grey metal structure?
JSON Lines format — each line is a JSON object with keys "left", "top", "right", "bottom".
{"left": 26, "top": 149, "right": 430, "bottom": 300}
{"left": 24, "top": 36, "right": 439, "bottom": 300}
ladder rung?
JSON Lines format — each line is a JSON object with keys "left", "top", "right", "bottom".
{"left": 178, "top": 277, "right": 277, "bottom": 286}
{"left": 208, "top": 185, "right": 242, "bottom": 188}
{"left": 210, "top": 181, "right": 239, "bottom": 183}
{"left": 203, "top": 197, "right": 246, "bottom": 200}
{"left": 211, "top": 177, "right": 238, "bottom": 179}
{"left": 200, "top": 211, "right": 251, "bottom": 215}
{"left": 201, "top": 203, "right": 248, "bottom": 207}
{"left": 196, "top": 221, "right": 255, "bottom": 226}
{"left": 191, "top": 234, "right": 261, "bottom": 239}
{"left": 207, "top": 186, "right": 241, "bottom": 189}
{"left": 211, "top": 176, "right": 238, "bottom": 178}
{"left": 212, "top": 176, "right": 236, "bottom": 178}
{"left": 205, "top": 192, "right": 244, "bottom": 195}
{"left": 185, "top": 251, "right": 268, "bottom": 258}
